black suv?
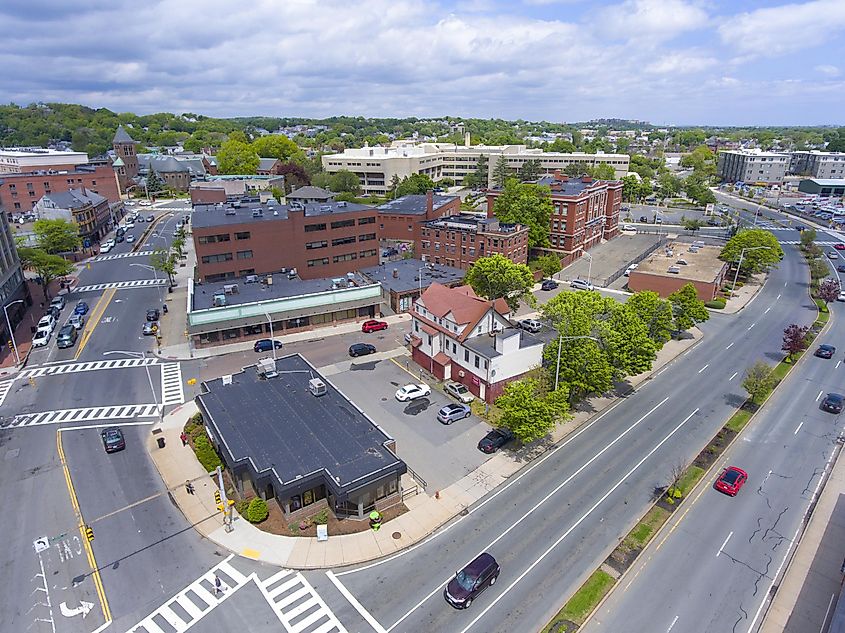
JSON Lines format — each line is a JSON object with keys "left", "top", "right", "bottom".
{"left": 146, "top": 308, "right": 160, "bottom": 322}
{"left": 478, "top": 428, "right": 514, "bottom": 453}
{"left": 540, "top": 279, "right": 559, "bottom": 291}
{"left": 444, "top": 552, "right": 500, "bottom": 608}
{"left": 815, "top": 344, "right": 836, "bottom": 359}
{"left": 101, "top": 427, "right": 126, "bottom": 453}
{"left": 349, "top": 343, "right": 376, "bottom": 357}
{"left": 822, "top": 393, "right": 844, "bottom": 414}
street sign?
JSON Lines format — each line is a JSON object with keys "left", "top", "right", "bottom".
{"left": 83, "top": 238, "right": 91, "bottom": 248}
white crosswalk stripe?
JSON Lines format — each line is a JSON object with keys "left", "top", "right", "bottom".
{"left": 75, "top": 279, "right": 168, "bottom": 293}
{"left": 20, "top": 358, "right": 158, "bottom": 379}
{"left": 779, "top": 240, "right": 841, "bottom": 245}
{"left": 257, "top": 570, "right": 347, "bottom": 633}
{"left": 129, "top": 556, "right": 250, "bottom": 633}
{"left": 0, "top": 380, "right": 14, "bottom": 408}
{"left": 160, "top": 363, "right": 185, "bottom": 406}
{"left": 7, "top": 404, "right": 159, "bottom": 428}
{"left": 94, "top": 250, "right": 153, "bottom": 261}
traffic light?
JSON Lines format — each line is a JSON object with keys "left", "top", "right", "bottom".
{"left": 214, "top": 490, "right": 224, "bottom": 512}
{"left": 85, "top": 525, "right": 94, "bottom": 542}
{"left": 6, "top": 340, "right": 12, "bottom": 352}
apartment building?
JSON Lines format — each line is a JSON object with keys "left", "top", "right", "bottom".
{"left": 377, "top": 191, "right": 460, "bottom": 242}
{"left": 717, "top": 149, "right": 789, "bottom": 184}
{"left": 418, "top": 215, "right": 529, "bottom": 270}
{"left": 192, "top": 197, "right": 380, "bottom": 282}
{"left": 322, "top": 138, "right": 630, "bottom": 196}
{"left": 0, "top": 207, "right": 28, "bottom": 351}
{"left": 0, "top": 148, "right": 88, "bottom": 174}
{"left": 790, "top": 151, "right": 845, "bottom": 179}
{"left": 33, "top": 188, "right": 113, "bottom": 243}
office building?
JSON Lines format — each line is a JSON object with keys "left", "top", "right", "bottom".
{"left": 717, "top": 149, "right": 789, "bottom": 184}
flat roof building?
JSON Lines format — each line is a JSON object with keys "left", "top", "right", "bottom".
{"left": 359, "top": 258, "right": 465, "bottom": 313}
{"left": 626, "top": 241, "right": 729, "bottom": 301}
{"left": 717, "top": 149, "right": 789, "bottom": 184}
{"left": 798, "top": 178, "right": 845, "bottom": 197}
{"left": 377, "top": 191, "right": 460, "bottom": 242}
{"left": 0, "top": 148, "right": 89, "bottom": 174}
{"left": 197, "top": 354, "right": 407, "bottom": 521}
{"left": 418, "top": 214, "right": 529, "bottom": 270}
{"left": 791, "top": 152, "right": 845, "bottom": 180}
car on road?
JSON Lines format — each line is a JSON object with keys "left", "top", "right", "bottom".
{"left": 115, "top": 234, "right": 124, "bottom": 243}
{"left": 32, "top": 327, "right": 51, "bottom": 348}
{"left": 638, "top": 216, "right": 648, "bottom": 222}
{"left": 714, "top": 466, "right": 748, "bottom": 496}
{"left": 815, "top": 344, "right": 836, "bottom": 359}
{"left": 142, "top": 321, "right": 159, "bottom": 336}
{"left": 348, "top": 343, "right": 376, "bottom": 357}
{"left": 101, "top": 427, "right": 126, "bottom": 453}
{"left": 829, "top": 251, "right": 839, "bottom": 259}
{"left": 624, "top": 263, "right": 639, "bottom": 277}
{"left": 477, "top": 428, "right": 514, "bottom": 453}
{"left": 395, "top": 383, "right": 431, "bottom": 402}
{"left": 654, "top": 217, "right": 663, "bottom": 224}
{"left": 146, "top": 308, "right": 160, "bottom": 322}
{"left": 570, "top": 278, "right": 594, "bottom": 291}
{"left": 444, "top": 552, "right": 500, "bottom": 609}
{"left": 437, "top": 402, "right": 472, "bottom": 424}
{"left": 540, "top": 279, "right": 559, "bottom": 291}
{"left": 37, "top": 314, "right": 56, "bottom": 332}
{"left": 622, "top": 224, "right": 637, "bottom": 232}
{"left": 67, "top": 314, "right": 85, "bottom": 330}
{"left": 516, "top": 318, "right": 543, "bottom": 333}
{"left": 361, "top": 319, "right": 388, "bottom": 333}
{"left": 838, "top": 265, "right": 845, "bottom": 273}
{"left": 99, "top": 241, "right": 113, "bottom": 253}
{"left": 253, "top": 339, "right": 283, "bottom": 352}
{"left": 147, "top": 214, "right": 155, "bottom": 222}
{"left": 50, "top": 296, "right": 66, "bottom": 312}
{"left": 139, "top": 200, "right": 152, "bottom": 207}
{"left": 822, "top": 393, "right": 844, "bottom": 414}
{"left": 74, "top": 301, "right": 89, "bottom": 315}
{"left": 126, "top": 234, "right": 135, "bottom": 244}
{"left": 839, "top": 291, "right": 845, "bottom": 302}
{"left": 56, "top": 324, "right": 78, "bottom": 349}
{"left": 442, "top": 382, "right": 472, "bottom": 404}
{"left": 835, "top": 243, "right": 845, "bottom": 251}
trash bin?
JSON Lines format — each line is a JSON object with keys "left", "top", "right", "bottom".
{"left": 156, "top": 437, "right": 166, "bottom": 449}
{"left": 168, "top": 286, "right": 173, "bottom": 293}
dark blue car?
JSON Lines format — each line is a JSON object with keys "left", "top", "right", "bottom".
{"left": 74, "top": 301, "right": 89, "bottom": 315}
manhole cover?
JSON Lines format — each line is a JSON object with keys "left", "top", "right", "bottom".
{"left": 392, "top": 532, "right": 402, "bottom": 540}
{"left": 381, "top": 397, "right": 388, "bottom": 401}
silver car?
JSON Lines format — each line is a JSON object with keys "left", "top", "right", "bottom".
{"left": 437, "top": 403, "right": 472, "bottom": 424}
{"left": 445, "top": 381, "right": 474, "bottom": 403}
{"left": 66, "top": 314, "right": 85, "bottom": 330}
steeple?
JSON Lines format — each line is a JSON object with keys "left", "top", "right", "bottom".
{"left": 113, "top": 125, "right": 136, "bottom": 144}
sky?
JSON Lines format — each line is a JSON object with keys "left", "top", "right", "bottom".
{"left": 1, "top": 0, "right": 844, "bottom": 126}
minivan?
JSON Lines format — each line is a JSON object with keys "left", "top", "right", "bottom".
{"left": 444, "top": 553, "right": 500, "bottom": 608}
{"left": 56, "top": 324, "right": 78, "bottom": 348}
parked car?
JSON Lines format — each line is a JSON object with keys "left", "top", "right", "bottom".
{"left": 349, "top": 343, "right": 376, "bottom": 357}
{"left": 624, "top": 263, "right": 639, "bottom": 277}
{"left": 445, "top": 381, "right": 474, "bottom": 403}
{"left": 815, "top": 344, "right": 836, "bottom": 359}
{"left": 126, "top": 234, "right": 135, "bottom": 244}
{"left": 115, "top": 234, "right": 124, "bottom": 243}
{"left": 835, "top": 243, "right": 845, "bottom": 251}
{"left": 838, "top": 291, "right": 845, "bottom": 302}
{"left": 67, "top": 314, "right": 85, "bottom": 330}
{"left": 139, "top": 200, "right": 152, "bottom": 207}
{"left": 147, "top": 214, "right": 155, "bottom": 222}
{"left": 32, "top": 328, "right": 52, "bottom": 348}
{"left": 395, "top": 383, "right": 431, "bottom": 402}
{"left": 622, "top": 224, "right": 637, "bottom": 232}
{"left": 477, "top": 428, "right": 514, "bottom": 453}
{"left": 444, "top": 552, "right": 500, "bottom": 609}
{"left": 74, "top": 301, "right": 89, "bottom": 315}
{"left": 438, "top": 402, "right": 472, "bottom": 424}
{"left": 50, "top": 296, "right": 66, "bottom": 312}
{"left": 382, "top": 248, "right": 399, "bottom": 257}
{"left": 362, "top": 319, "right": 388, "bottom": 333}
{"left": 540, "top": 279, "right": 559, "bottom": 291}
{"left": 146, "top": 308, "right": 160, "bottom": 322}
{"left": 517, "top": 318, "right": 543, "bottom": 333}
{"left": 37, "top": 314, "right": 56, "bottom": 332}
{"left": 837, "top": 265, "right": 845, "bottom": 273}
{"left": 822, "top": 393, "right": 844, "bottom": 414}
{"left": 99, "top": 242, "right": 113, "bottom": 253}
{"left": 570, "top": 278, "right": 594, "bottom": 291}
{"left": 714, "top": 466, "right": 748, "bottom": 496}
{"left": 142, "top": 322, "right": 159, "bottom": 336}
{"left": 253, "top": 339, "right": 283, "bottom": 352}
{"left": 56, "top": 324, "right": 78, "bottom": 349}
{"left": 101, "top": 427, "right": 126, "bottom": 453}
{"left": 654, "top": 217, "right": 663, "bottom": 224}
{"left": 638, "top": 215, "right": 648, "bottom": 222}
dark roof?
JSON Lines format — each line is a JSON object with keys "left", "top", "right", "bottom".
{"left": 197, "top": 354, "right": 406, "bottom": 499}
{"left": 192, "top": 198, "right": 373, "bottom": 228}
{"left": 378, "top": 194, "right": 457, "bottom": 215}
{"left": 112, "top": 125, "right": 136, "bottom": 144}
{"left": 287, "top": 185, "right": 335, "bottom": 200}
{"left": 424, "top": 214, "right": 525, "bottom": 234}
{"left": 463, "top": 328, "right": 543, "bottom": 359}
{"left": 42, "top": 188, "right": 107, "bottom": 209}
{"left": 358, "top": 258, "right": 464, "bottom": 294}
{"left": 258, "top": 157, "right": 279, "bottom": 171}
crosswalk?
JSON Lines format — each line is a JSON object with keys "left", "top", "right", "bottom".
{"left": 779, "top": 240, "right": 843, "bottom": 245}
{"left": 74, "top": 279, "right": 168, "bottom": 293}
{"left": 160, "top": 363, "right": 185, "bottom": 406}
{"left": 7, "top": 404, "right": 159, "bottom": 428}
{"left": 20, "top": 358, "right": 158, "bottom": 379}
{"left": 130, "top": 556, "right": 250, "bottom": 633}
{"left": 94, "top": 250, "right": 153, "bottom": 261}
{"left": 257, "top": 569, "right": 347, "bottom": 633}
{"left": 0, "top": 380, "right": 13, "bottom": 408}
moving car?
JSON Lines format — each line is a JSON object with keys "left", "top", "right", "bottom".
{"left": 74, "top": 301, "right": 89, "bottom": 315}
{"left": 438, "top": 403, "right": 472, "bottom": 424}
{"left": 50, "top": 296, "right": 66, "bottom": 311}
{"left": 838, "top": 265, "right": 845, "bottom": 273}
{"left": 349, "top": 343, "right": 376, "bottom": 357}
{"left": 115, "top": 234, "right": 124, "bottom": 243}
{"left": 56, "top": 324, "right": 78, "bottom": 349}
{"left": 478, "top": 428, "right": 514, "bottom": 453}
{"left": 517, "top": 318, "right": 542, "bottom": 333}
{"left": 32, "top": 328, "right": 51, "bottom": 348}
{"left": 146, "top": 308, "right": 160, "bottom": 322}
{"left": 147, "top": 214, "right": 155, "bottom": 222}
{"left": 99, "top": 242, "right": 113, "bottom": 253}
{"left": 570, "top": 278, "right": 594, "bottom": 291}
{"left": 67, "top": 314, "right": 85, "bottom": 330}
{"left": 395, "top": 383, "right": 431, "bottom": 402}
{"left": 815, "top": 344, "right": 836, "bottom": 359}
{"left": 253, "top": 339, "right": 283, "bottom": 352}
{"left": 835, "top": 243, "right": 845, "bottom": 251}
{"left": 714, "top": 466, "right": 748, "bottom": 496}
{"left": 445, "top": 381, "right": 474, "bottom": 403}
{"left": 37, "top": 314, "right": 56, "bottom": 332}
{"left": 828, "top": 251, "right": 839, "bottom": 259}
{"left": 839, "top": 291, "right": 845, "bottom": 303}
{"left": 126, "top": 234, "right": 135, "bottom": 244}
{"left": 139, "top": 200, "right": 152, "bottom": 206}
{"left": 444, "top": 553, "right": 500, "bottom": 609}
{"left": 101, "top": 427, "right": 126, "bottom": 453}
{"left": 142, "top": 322, "right": 159, "bottom": 336}
{"left": 822, "top": 393, "right": 844, "bottom": 414}
{"left": 361, "top": 319, "right": 388, "bottom": 333}
{"left": 540, "top": 279, "right": 559, "bottom": 291}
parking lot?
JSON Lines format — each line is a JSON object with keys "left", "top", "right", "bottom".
{"left": 328, "top": 358, "right": 494, "bottom": 493}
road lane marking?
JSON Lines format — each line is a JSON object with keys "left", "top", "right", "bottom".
{"left": 747, "top": 323, "right": 755, "bottom": 331}
{"left": 327, "top": 571, "right": 385, "bottom": 633}
{"left": 784, "top": 281, "right": 788, "bottom": 287}
{"left": 777, "top": 294, "right": 782, "bottom": 300}
{"left": 817, "top": 390, "right": 824, "bottom": 401}
{"left": 667, "top": 615, "right": 679, "bottom": 632}
{"left": 74, "top": 287, "right": 116, "bottom": 360}
{"left": 729, "top": 372, "right": 738, "bottom": 381}
{"left": 456, "top": 407, "right": 698, "bottom": 633}
{"left": 385, "top": 399, "right": 671, "bottom": 631}
{"left": 764, "top": 307, "right": 771, "bottom": 314}
{"left": 822, "top": 593, "right": 837, "bottom": 633}
{"left": 717, "top": 531, "right": 733, "bottom": 558}
{"left": 698, "top": 364, "right": 709, "bottom": 374}
{"left": 726, "top": 342, "right": 734, "bottom": 350}
{"left": 837, "top": 361, "right": 842, "bottom": 370}
{"left": 794, "top": 421, "right": 804, "bottom": 435}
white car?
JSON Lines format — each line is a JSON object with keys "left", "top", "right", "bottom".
{"left": 624, "top": 263, "right": 639, "bottom": 277}
{"left": 37, "top": 314, "right": 56, "bottom": 332}
{"left": 570, "top": 278, "right": 595, "bottom": 291}
{"left": 139, "top": 200, "right": 152, "bottom": 207}
{"left": 395, "top": 383, "right": 432, "bottom": 402}
{"left": 100, "top": 241, "right": 113, "bottom": 253}
{"left": 32, "top": 328, "right": 52, "bottom": 348}
{"left": 126, "top": 234, "right": 135, "bottom": 243}
{"left": 622, "top": 224, "right": 637, "bottom": 232}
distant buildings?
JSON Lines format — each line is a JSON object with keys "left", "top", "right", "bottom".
{"left": 112, "top": 125, "right": 139, "bottom": 190}
{"left": 418, "top": 215, "right": 529, "bottom": 270}
{"left": 377, "top": 191, "right": 460, "bottom": 243}
{"left": 0, "top": 147, "right": 89, "bottom": 174}
{"left": 790, "top": 151, "right": 845, "bottom": 179}
{"left": 717, "top": 149, "right": 789, "bottom": 184}
{"left": 33, "top": 188, "right": 112, "bottom": 244}
{"left": 798, "top": 179, "right": 845, "bottom": 197}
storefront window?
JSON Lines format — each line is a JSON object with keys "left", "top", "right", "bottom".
{"left": 222, "top": 328, "right": 240, "bottom": 340}
{"left": 243, "top": 324, "right": 263, "bottom": 335}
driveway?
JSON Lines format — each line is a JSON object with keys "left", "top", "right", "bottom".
{"left": 328, "top": 358, "right": 494, "bottom": 493}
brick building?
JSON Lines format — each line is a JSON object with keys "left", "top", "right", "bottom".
{"left": 418, "top": 215, "right": 529, "bottom": 270}
{"left": 192, "top": 197, "right": 380, "bottom": 282}
{"left": 112, "top": 125, "right": 139, "bottom": 189}
{"left": 377, "top": 191, "right": 460, "bottom": 243}
{"left": 0, "top": 148, "right": 88, "bottom": 174}
{"left": 33, "top": 188, "right": 113, "bottom": 243}
{"left": 626, "top": 241, "right": 728, "bottom": 301}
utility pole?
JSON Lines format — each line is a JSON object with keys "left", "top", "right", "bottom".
{"left": 215, "top": 466, "right": 234, "bottom": 532}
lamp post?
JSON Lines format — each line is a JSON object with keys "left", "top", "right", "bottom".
{"left": 104, "top": 350, "right": 160, "bottom": 424}
{"left": 731, "top": 246, "right": 771, "bottom": 298}
{"left": 583, "top": 252, "right": 593, "bottom": 284}
{"left": 130, "top": 263, "right": 163, "bottom": 304}
{"left": 264, "top": 312, "right": 277, "bottom": 361}
{"left": 553, "top": 334, "right": 601, "bottom": 391}
{"left": 3, "top": 299, "right": 24, "bottom": 365}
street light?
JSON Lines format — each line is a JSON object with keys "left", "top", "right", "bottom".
{"left": 130, "top": 263, "right": 163, "bottom": 304}
{"left": 3, "top": 299, "right": 24, "bottom": 365}
{"left": 264, "top": 312, "right": 277, "bottom": 361}
{"left": 583, "top": 252, "right": 593, "bottom": 285}
{"left": 103, "top": 350, "right": 160, "bottom": 424}
{"left": 730, "top": 246, "right": 771, "bottom": 298}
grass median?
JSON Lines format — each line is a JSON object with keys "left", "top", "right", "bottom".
{"left": 543, "top": 570, "right": 615, "bottom": 631}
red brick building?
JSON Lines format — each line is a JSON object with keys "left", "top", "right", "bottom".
{"left": 377, "top": 191, "right": 460, "bottom": 244}
{"left": 193, "top": 198, "right": 380, "bottom": 282}
{"left": 112, "top": 125, "right": 139, "bottom": 190}
{"left": 486, "top": 173, "right": 622, "bottom": 261}
{"left": 418, "top": 215, "right": 529, "bottom": 269}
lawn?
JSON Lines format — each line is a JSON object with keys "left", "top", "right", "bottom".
{"left": 676, "top": 465, "right": 705, "bottom": 496}
{"left": 622, "top": 506, "right": 670, "bottom": 551}
{"left": 726, "top": 409, "right": 752, "bottom": 433}
{"left": 544, "top": 570, "right": 616, "bottom": 630}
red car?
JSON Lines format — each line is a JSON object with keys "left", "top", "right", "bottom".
{"left": 361, "top": 319, "right": 388, "bottom": 333}
{"left": 836, "top": 243, "right": 845, "bottom": 251}
{"left": 714, "top": 466, "right": 748, "bottom": 496}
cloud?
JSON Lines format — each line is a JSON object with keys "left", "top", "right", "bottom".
{"left": 719, "top": 0, "right": 845, "bottom": 56}
{"left": 645, "top": 51, "right": 717, "bottom": 74}
{"left": 599, "top": 0, "right": 709, "bottom": 41}
{"left": 816, "top": 64, "right": 841, "bottom": 77}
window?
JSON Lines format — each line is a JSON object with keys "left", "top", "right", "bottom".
{"left": 236, "top": 250, "right": 253, "bottom": 260}
{"left": 306, "top": 240, "right": 327, "bottom": 249}
{"left": 201, "top": 253, "right": 233, "bottom": 264}
{"left": 359, "top": 249, "right": 377, "bottom": 258}
{"left": 474, "top": 355, "right": 480, "bottom": 368}
{"left": 239, "top": 269, "right": 255, "bottom": 276}
{"left": 331, "top": 219, "right": 355, "bottom": 229}
{"left": 305, "top": 223, "right": 326, "bottom": 232}
{"left": 333, "top": 253, "right": 357, "bottom": 263}
{"left": 235, "top": 231, "right": 251, "bottom": 240}
{"left": 464, "top": 350, "right": 469, "bottom": 362}
{"left": 358, "top": 233, "right": 376, "bottom": 242}
{"left": 198, "top": 234, "right": 230, "bottom": 244}
{"left": 307, "top": 257, "right": 329, "bottom": 267}
{"left": 332, "top": 236, "right": 356, "bottom": 246}
{"left": 358, "top": 216, "right": 375, "bottom": 225}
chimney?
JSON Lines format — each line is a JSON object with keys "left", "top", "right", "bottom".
{"left": 426, "top": 189, "right": 434, "bottom": 216}
{"left": 464, "top": 132, "right": 470, "bottom": 147}
{"left": 393, "top": 268, "right": 399, "bottom": 278}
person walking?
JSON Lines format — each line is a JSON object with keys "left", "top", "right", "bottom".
{"left": 214, "top": 575, "right": 222, "bottom": 596}
{"left": 185, "top": 480, "right": 195, "bottom": 495}
{"left": 180, "top": 431, "right": 188, "bottom": 446}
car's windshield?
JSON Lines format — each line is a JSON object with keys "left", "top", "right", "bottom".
{"left": 455, "top": 570, "right": 476, "bottom": 591}
{"left": 723, "top": 470, "right": 740, "bottom": 484}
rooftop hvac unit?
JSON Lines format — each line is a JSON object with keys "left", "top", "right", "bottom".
{"left": 223, "top": 283, "right": 239, "bottom": 295}
{"left": 212, "top": 293, "right": 226, "bottom": 307}
{"left": 252, "top": 209, "right": 263, "bottom": 217}
{"left": 222, "top": 374, "right": 233, "bottom": 385}
{"left": 257, "top": 357, "right": 278, "bottom": 379}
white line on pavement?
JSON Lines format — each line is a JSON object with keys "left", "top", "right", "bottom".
{"left": 726, "top": 342, "right": 735, "bottom": 350}
{"left": 747, "top": 323, "right": 756, "bottom": 330}
{"left": 729, "top": 372, "right": 738, "bottom": 381}
{"left": 817, "top": 390, "right": 824, "bottom": 402}
{"left": 764, "top": 307, "right": 771, "bottom": 314}
{"left": 698, "top": 364, "right": 709, "bottom": 374}
{"left": 837, "top": 361, "right": 842, "bottom": 370}
{"left": 784, "top": 281, "right": 788, "bottom": 287}
{"left": 457, "top": 407, "right": 699, "bottom": 633}
{"left": 822, "top": 593, "right": 837, "bottom": 633}
{"left": 777, "top": 294, "right": 782, "bottom": 300}
{"left": 717, "top": 531, "right": 733, "bottom": 558}
{"left": 327, "top": 571, "right": 386, "bottom": 633}
{"left": 57, "top": 421, "right": 156, "bottom": 433}
{"left": 794, "top": 421, "right": 804, "bottom": 435}
{"left": 667, "top": 615, "right": 679, "bottom": 632}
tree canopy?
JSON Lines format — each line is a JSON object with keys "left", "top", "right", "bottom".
{"left": 493, "top": 178, "right": 553, "bottom": 248}
{"left": 17, "top": 247, "right": 74, "bottom": 300}
{"left": 464, "top": 254, "right": 535, "bottom": 312}
{"left": 395, "top": 173, "right": 435, "bottom": 197}
{"left": 719, "top": 229, "right": 783, "bottom": 274}
{"left": 534, "top": 254, "right": 562, "bottom": 278}
{"left": 667, "top": 283, "right": 710, "bottom": 332}
{"left": 251, "top": 135, "right": 303, "bottom": 161}
{"left": 33, "top": 219, "right": 81, "bottom": 254}
{"left": 216, "top": 138, "right": 260, "bottom": 174}
{"left": 495, "top": 378, "right": 571, "bottom": 443}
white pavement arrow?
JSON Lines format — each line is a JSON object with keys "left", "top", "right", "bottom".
{"left": 59, "top": 600, "right": 94, "bottom": 618}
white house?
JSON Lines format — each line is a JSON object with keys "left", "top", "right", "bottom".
{"left": 409, "top": 283, "right": 544, "bottom": 402}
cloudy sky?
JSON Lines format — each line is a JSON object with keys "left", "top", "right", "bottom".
{"left": 1, "top": 0, "right": 844, "bottom": 125}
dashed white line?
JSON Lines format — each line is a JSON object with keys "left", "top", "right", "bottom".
{"left": 837, "top": 361, "right": 842, "bottom": 370}
{"left": 729, "top": 372, "right": 738, "bottom": 381}
{"left": 794, "top": 421, "right": 804, "bottom": 435}
{"left": 698, "top": 364, "right": 709, "bottom": 374}
{"left": 717, "top": 531, "right": 733, "bottom": 558}
{"left": 764, "top": 307, "right": 771, "bottom": 314}
{"left": 667, "top": 615, "right": 679, "bottom": 632}
{"left": 817, "top": 390, "right": 824, "bottom": 402}
{"left": 777, "top": 293, "right": 782, "bottom": 300}
{"left": 747, "top": 323, "right": 756, "bottom": 331}
{"left": 726, "top": 342, "right": 735, "bottom": 350}
{"left": 784, "top": 281, "right": 788, "bottom": 287}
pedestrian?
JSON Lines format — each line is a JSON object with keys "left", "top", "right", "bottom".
{"left": 185, "top": 480, "right": 195, "bottom": 495}
{"left": 180, "top": 431, "right": 188, "bottom": 446}
{"left": 214, "top": 575, "right": 222, "bottom": 596}
{"left": 369, "top": 510, "right": 382, "bottom": 532}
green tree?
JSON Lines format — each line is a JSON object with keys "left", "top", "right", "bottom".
{"left": 493, "top": 155, "right": 511, "bottom": 188}
{"left": 251, "top": 135, "right": 302, "bottom": 161}
{"left": 311, "top": 172, "right": 333, "bottom": 190}
{"left": 535, "top": 254, "right": 561, "bottom": 278}
{"left": 32, "top": 219, "right": 81, "bottom": 254}
{"left": 545, "top": 138, "right": 576, "bottom": 153}
{"left": 395, "top": 173, "right": 435, "bottom": 197}
{"left": 657, "top": 172, "right": 681, "bottom": 200}
{"left": 626, "top": 290, "right": 674, "bottom": 345}
{"left": 742, "top": 361, "right": 776, "bottom": 405}
{"left": 799, "top": 227, "right": 817, "bottom": 250}
{"left": 150, "top": 247, "right": 177, "bottom": 285}
{"left": 589, "top": 163, "right": 616, "bottom": 180}
{"left": 682, "top": 218, "right": 705, "bottom": 234}
{"left": 518, "top": 159, "right": 542, "bottom": 182}
{"left": 683, "top": 175, "right": 716, "bottom": 206}
{"left": 667, "top": 283, "right": 710, "bottom": 333}
{"left": 621, "top": 175, "right": 641, "bottom": 203}
{"left": 495, "top": 378, "right": 571, "bottom": 444}
{"left": 146, "top": 170, "right": 165, "bottom": 194}
{"left": 471, "top": 155, "right": 489, "bottom": 187}
{"left": 388, "top": 173, "right": 401, "bottom": 199}
{"left": 493, "top": 178, "right": 553, "bottom": 248}
{"left": 17, "top": 247, "right": 74, "bottom": 300}
{"left": 464, "top": 254, "right": 535, "bottom": 312}
{"left": 719, "top": 229, "right": 783, "bottom": 275}
{"left": 330, "top": 169, "right": 362, "bottom": 194}
{"left": 216, "top": 138, "right": 260, "bottom": 174}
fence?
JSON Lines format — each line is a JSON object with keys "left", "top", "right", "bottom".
{"left": 600, "top": 236, "right": 669, "bottom": 288}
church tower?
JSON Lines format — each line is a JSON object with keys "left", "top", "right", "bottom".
{"left": 112, "top": 125, "right": 138, "bottom": 189}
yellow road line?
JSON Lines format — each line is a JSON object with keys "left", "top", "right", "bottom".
{"left": 390, "top": 356, "right": 418, "bottom": 379}
{"left": 75, "top": 288, "right": 116, "bottom": 359}
{"left": 56, "top": 430, "right": 111, "bottom": 621}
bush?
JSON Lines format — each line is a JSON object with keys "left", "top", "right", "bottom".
{"left": 192, "top": 433, "right": 222, "bottom": 472}
{"left": 705, "top": 298, "right": 726, "bottom": 309}
{"left": 235, "top": 499, "right": 251, "bottom": 517}
{"left": 246, "top": 498, "right": 269, "bottom": 523}
{"left": 312, "top": 509, "right": 329, "bottom": 525}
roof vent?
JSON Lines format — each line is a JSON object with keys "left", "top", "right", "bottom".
{"left": 222, "top": 374, "right": 233, "bottom": 385}
{"left": 212, "top": 293, "right": 226, "bottom": 307}
{"left": 225, "top": 208, "right": 237, "bottom": 215}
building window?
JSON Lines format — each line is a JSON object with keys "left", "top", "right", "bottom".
{"left": 306, "top": 240, "right": 328, "bottom": 249}
{"left": 201, "top": 253, "right": 233, "bottom": 264}
{"left": 198, "top": 234, "right": 230, "bottom": 244}
{"left": 359, "top": 249, "right": 377, "bottom": 258}
{"left": 474, "top": 355, "right": 480, "bottom": 368}
{"left": 358, "top": 216, "right": 375, "bottom": 225}
{"left": 307, "top": 257, "right": 329, "bottom": 267}
{"left": 464, "top": 350, "right": 469, "bottom": 362}
{"left": 331, "top": 219, "right": 355, "bottom": 229}
{"left": 333, "top": 253, "right": 357, "bottom": 263}
{"left": 358, "top": 233, "right": 376, "bottom": 242}
{"left": 235, "top": 231, "right": 251, "bottom": 240}
{"left": 238, "top": 269, "right": 255, "bottom": 276}
{"left": 305, "top": 223, "right": 326, "bottom": 232}
{"left": 236, "top": 250, "right": 253, "bottom": 260}
{"left": 332, "top": 236, "right": 356, "bottom": 246}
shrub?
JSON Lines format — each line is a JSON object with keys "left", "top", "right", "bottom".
{"left": 246, "top": 498, "right": 269, "bottom": 523}
{"left": 312, "top": 509, "right": 329, "bottom": 525}
{"left": 705, "top": 298, "right": 726, "bottom": 309}
{"left": 235, "top": 499, "right": 251, "bottom": 517}
{"left": 192, "top": 434, "right": 222, "bottom": 472}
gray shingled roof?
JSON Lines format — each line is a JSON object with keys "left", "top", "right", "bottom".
{"left": 258, "top": 158, "right": 279, "bottom": 171}
{"left": 43, "top": 188, "right": 107, "bottom": 209}
{"left": 286, "top": 185, "right": 334, "bottom": 200}
{"left": 113, "top": 125, "right": 136, "bottom": 144}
